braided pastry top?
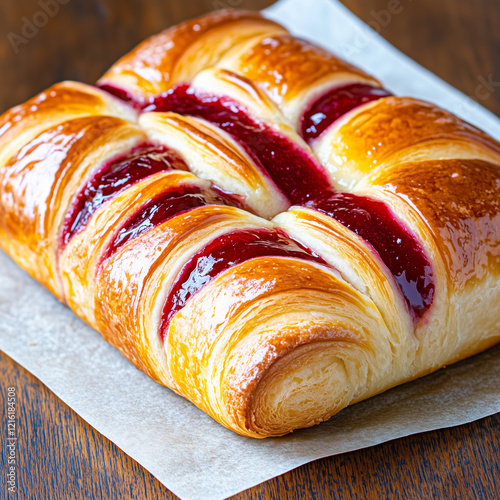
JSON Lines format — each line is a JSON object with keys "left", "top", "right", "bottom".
{"left": 0, "top": 10, "right": 499, "bottom": 437}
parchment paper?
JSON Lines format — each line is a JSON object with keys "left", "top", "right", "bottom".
{"left": 1, "top": 0, "right": 499, "bottom": 498}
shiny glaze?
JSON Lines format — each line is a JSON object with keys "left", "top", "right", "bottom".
{"left": 219, "top": 33, "right": 373, "bottom": 104}
{"left": 79, "top": 89, "right": 437, "bottom": 325}
{"left": 308, "top": 193, "right": 435, "bottom": 321}
{"left": 145, "top": 84, "right": 332, "bottom": 204}
{"left": 0, "top": 82, "right": 109, "bottom": 133}
{"left": 0, "top": 116, "right": 134, "bottom": 243}
{"left": 1, "top": 8, "right": 499, "bottom": 440}
{"left": 94, "top": 206, "right": 251, "bottom": 382}
{"left": 371, "top": 159, "right": 500, "bottom": 291}
{"left": 139, "top": 111, "right": 278, "bottom": 211}
{"left": 98, "top": 10, "right": 285, "bottom": 100}
{"left": 61, "top": 144, "right": 188, "bottom": 247}
{"left": 319, "top": 96, "right": 500, "bottom": 186}
{"left": 0, "top": 114, "right": 138, "bottom": 298}
{"left": 301, "top": 83, "right": 391, "bottom": 143}
{"left": 102, "top": 185, "right": 216, "bottom": 260}
{"left": 0, "top": 82, "right": 135, "bottom": 173}
{"left": 160, "top": 228, "right": 328, "bottom": 337}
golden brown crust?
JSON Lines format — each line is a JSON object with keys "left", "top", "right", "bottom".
{"left": 99, "top": 10, "right": 286, "bottom": 101}
{"left": 0, "top": 115, "right": 144, "bottom": 298}
{"left": 95, "top": 205, "right": 272, "bottom": 386}
{"left": 274, "top": 207, "right": 413, "bottom": 340}
{"left": 314, "top": 96, "right": 500, "bottom": 189}
{"left": 217, "top": 33, "right": 377, "bottom": 106}
{"left": 0, "top": 81, "right": 137, "bottom": 176}
{"left": 369, "top": 159, "right": 500, "bottom": 290}
{"left": 139, "top": 111, "right": 289, "bottom": 218}
{"left": 167, "top": 257, "right": 390, "bottom": 437}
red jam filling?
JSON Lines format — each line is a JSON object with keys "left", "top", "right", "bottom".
{"left": 97, "top": 83, "right": 434, "bottom": 324}
{"left": 159, "top": 228, "right": 328, "bottom": 337}
{"left": 97, "top": 83, "right": 138, "bottom": 106}
{"left": 308, "top": 193, "right": 434, "bottom": 321}
{"left": 144, "top": 84, "right": 332, "bottom": 204}
{"left": 101, "top": 185, "right": 212, "bottom": 261}
{"left": 61, "top": 145, "right": 188, "bottom": 247}
{"left": 301, "top": 83, "right": 392, "bottom": 143}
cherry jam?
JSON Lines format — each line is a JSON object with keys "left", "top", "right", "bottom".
{"left": 159, "top": 228, "right": 328, "bottom": 336}
{"left": 97, "top": 83, "right": 138, "bottom": 105}
{"left": 309, "top": 193, "right": 434, "bottom": 321}
{"left": 301, "top": 83, "right": 391, "bottom": 143}
{"left": 97, "top": 82, "right": 434, "bottom": 325}
{"left": 145, "top": 84, "right": 332, "bottom": 204}
{"left": 102, "top": 185, "right": 211, "bottom": 261}
{"left": 61, "top": 145, "right": 188, "bottom": 247}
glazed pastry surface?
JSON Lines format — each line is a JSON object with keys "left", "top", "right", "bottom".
{"left": 1, "top": 10, "right": 499, "bottom": 438}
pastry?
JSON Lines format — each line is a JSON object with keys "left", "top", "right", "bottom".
{"left": 0, "top": 10, "right": 499, "bottom": 438}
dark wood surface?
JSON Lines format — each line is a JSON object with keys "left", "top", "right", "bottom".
{"left": 1, "top": 0, "right": 499, "bottom": 498}
{"left": 2, "top": 350, "right": 500, "bottom": 499}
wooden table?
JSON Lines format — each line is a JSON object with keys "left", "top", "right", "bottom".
{"left": 1, "top": 0, "right": 499, "bottom": 498}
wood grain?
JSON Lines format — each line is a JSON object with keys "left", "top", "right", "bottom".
{"left": 0, "top": 0, "right": 274, "bottom": 113}
{"left": 0, "top": 0, "right": 499, "bottom": 498}
{"left": 1, "top": 350, "right": 499, "bottom": 499}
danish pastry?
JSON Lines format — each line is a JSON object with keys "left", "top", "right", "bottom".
{"left": 0, "top": 10, "right": 499, "bottom": 437}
